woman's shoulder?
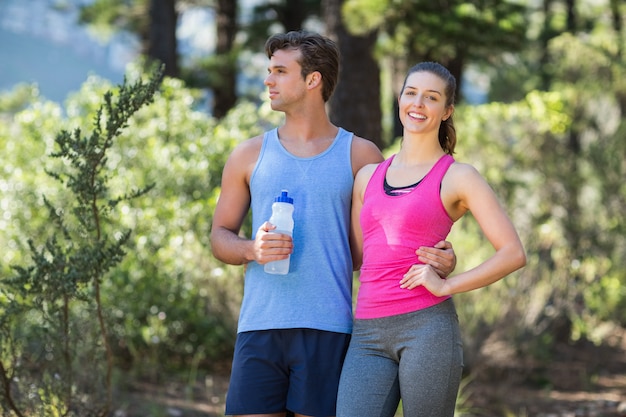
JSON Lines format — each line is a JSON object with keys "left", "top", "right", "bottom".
{"left": 447, "top": 160, "right": 482, "bottom": 177}
{"left": 444, "top": 160, "right": 491, "bottom": 194}
{"left": 357, "top": 161, "right": 380, "bottom": 177}
{"left": 354, "top": 161, "right": 382, "bottom": 191}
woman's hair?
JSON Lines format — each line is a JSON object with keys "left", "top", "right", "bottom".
{"left": 401, "top": 62, "right": 457, "bottom": 155}
{"left": 265, "top": 31, "right": 340, "bottom": 102}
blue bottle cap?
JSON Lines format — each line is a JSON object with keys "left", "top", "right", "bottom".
{"left": 275, "top": 190, "right": 293, "bottom": 204}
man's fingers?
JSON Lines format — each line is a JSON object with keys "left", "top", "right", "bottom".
{"left": 433, "top": 240, "right": 452, "bottom": 250}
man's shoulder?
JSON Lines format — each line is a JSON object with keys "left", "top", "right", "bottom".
{"left": 236, "top": 133, "right": 266, "bottom": 151}
{"left": 228, "top": 133, "right": 265, "bottom": 162}
{"left": 347, "top": 135, "right": 384, "bottom": 174}
{"left": 349, "top": 134, "right": 384, "bottom": 165}
{"left": 244, "top": 132, "right": 266, "bottom": 145}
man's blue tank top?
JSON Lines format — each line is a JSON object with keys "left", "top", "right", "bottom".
{"left": 238, "top": 127, "right": 354, "bottom": 334}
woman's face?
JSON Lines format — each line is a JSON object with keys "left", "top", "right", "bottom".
{"left": 398, "top": 71, "right": 453, "bottom": 136}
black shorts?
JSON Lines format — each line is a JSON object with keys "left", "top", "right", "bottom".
{"left": 225, "top": 328, "right": 350, "bottom": 416}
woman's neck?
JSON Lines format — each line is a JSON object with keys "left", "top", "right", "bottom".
{"left": 396, "top": 134, "right": 445, "bottom": 165}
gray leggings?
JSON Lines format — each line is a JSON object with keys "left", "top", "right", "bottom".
{"left": 336, "top": 299, "right": 464, "bottom": 417}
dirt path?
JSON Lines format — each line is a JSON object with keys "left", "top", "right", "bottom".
{"left": 113, "top": 330, "right": 626, "bottom": 417}
{"left": 466, "top": 331, "right": 626, "bottom": 417}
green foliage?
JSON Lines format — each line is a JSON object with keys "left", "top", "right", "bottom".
{"left": 1, "top": 1, "right": 626, "bottom": 410}
{"left": 0, "top": 95, "right": 65, "bottom": 278}
{"left": 0, "top": 84, "right": 41, "bottom": 113}
{"left": 0, "top": 67, "right": 162, "bottom": 416}
{"left": 447, "top": 40, "right": 626, "bottom": 364}
{"left": 342, "top": 0, "right": 389, "bottom": 34}
{"left": 78, "top": 0, "right": 148, "bottom": 40}
{"left": 342, "top": 0, "right": 527, "bottom": 63}
{"left": 1, "top": 63, "right": 284, "bottom": 414}
{"left": 92, "top": 76, "right": 282, "bottom": 373}
{"left": 380, "top": 25, "right": 626, "bottom": 371}
{"left": 244, "top": 0, "right": 322, "bottom": 46}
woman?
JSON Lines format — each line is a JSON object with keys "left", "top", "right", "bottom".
{"left": 336, "top": 62, "right": 527, "bottom": 417}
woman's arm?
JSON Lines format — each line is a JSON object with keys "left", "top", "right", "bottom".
{"left": 400, "top": 163, "right": 526, "bottom": 295}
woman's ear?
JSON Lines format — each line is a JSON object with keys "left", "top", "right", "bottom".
{"left": 443, "top": 105, "right": 455, "bottom": 121}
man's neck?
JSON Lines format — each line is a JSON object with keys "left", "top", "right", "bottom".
{"left": 280, "top": 107, "right": 337, "bottom": 143}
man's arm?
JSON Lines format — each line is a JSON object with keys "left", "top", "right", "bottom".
{"left": 209, "top": 140, "right": 257, "bottom": 265}
{"left": 416, "top": 241, "right": 457, "bottom": 277}
{"left": 210, "top": 136, "right": 294, "bottom": 266}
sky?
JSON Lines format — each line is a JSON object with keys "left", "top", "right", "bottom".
{"left": 0, "top": 0, "right": 216, "bottom": 103}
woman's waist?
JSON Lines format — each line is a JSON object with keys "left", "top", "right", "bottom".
{"left": 361, "top": 241, "right": 440, "bottom": 267}
{"left": 360, "top": 254, "right": 420, "bottom": 280}
{"left": 355, "top": 280, "right": 449, "bottom": 319}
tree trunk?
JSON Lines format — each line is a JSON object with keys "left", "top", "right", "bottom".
{"left": 213, "top": 0, "right": 238, "bottom": 119}
{"left": 147, "top": 0, "right": 179, "bottom": 77}
{"left": 610, "top": 0, "right": 623, "bottom": 59}
{"left": 280, "top": 0, "right": 312, "bottom": 31}
{"left": 323, "top": 0, "right": 383, "bottom": 150}
{"left": 539, "top": 0, "right": 555, "bottom": 91}
{"left": 565, "top": 0, "right": 577, "bottom": 32}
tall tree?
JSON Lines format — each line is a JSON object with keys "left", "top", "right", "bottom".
{"left": 147, "top": 0, "right": 179, "bottom": 77}
{"left": 342, "top": 0, "right": 527, "bottom": 136}
{"left": 244, "top": 0, "right": 321, "bottom": 50}
{"left": 324, "top": 0, "right": 383, "bottom": 149}
{"left": 79, "top": 0, "right": 179, "bottom": 77}
{"left": 177, "top": 0, "right": 240, "bottom": 118}
{"left": 244, "top": 0, "right": 384, "bottom": 147}
{"left": 213, "top": 0, "right": 238, "bottom": 118}
{"left": 610, "top": 0, "right": 623, "bottom": 58}
{"left": 79, "top": 0, "right": 240, "bottom": 118}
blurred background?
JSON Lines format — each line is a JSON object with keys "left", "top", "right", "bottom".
{"left": 0, "top": 0, "right": 625, "bottom": 416}
{"left": 0, "top": 0, "right": 132, "bottom": 100}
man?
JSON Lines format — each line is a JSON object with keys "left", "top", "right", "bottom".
{"left": 210, "top": 31, "right": 456, "bottom": 417}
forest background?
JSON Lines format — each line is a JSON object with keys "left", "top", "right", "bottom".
{"left": 1, "top": 0, "right": 625, "bottom": 416}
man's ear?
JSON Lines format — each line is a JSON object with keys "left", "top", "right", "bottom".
{"left": 306, "top": 71, "right": 322, "bottom": 89}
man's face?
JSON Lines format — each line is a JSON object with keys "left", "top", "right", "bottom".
{"left": 264, "top": 48, "right": 307, "bottom": 111}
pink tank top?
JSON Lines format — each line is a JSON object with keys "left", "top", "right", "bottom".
{"left": 355, "top": 154, "right": 455, "bottom": 319}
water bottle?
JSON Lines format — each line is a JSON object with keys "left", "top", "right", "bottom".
{"left": 264, "top": 190, "right": 294, "bottom": 275}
